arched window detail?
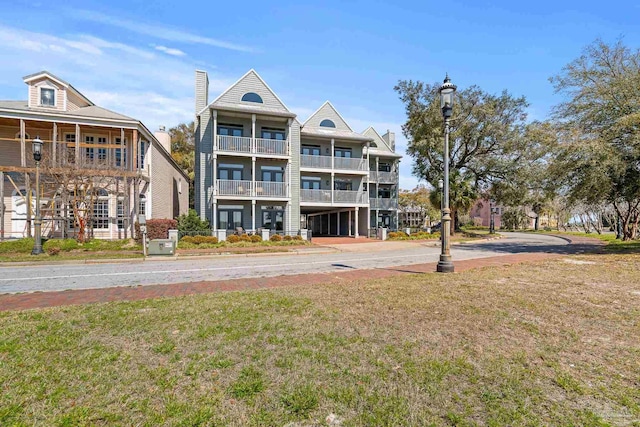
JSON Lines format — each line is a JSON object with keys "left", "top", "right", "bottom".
{"left": 319, "top": 119, "right": 336, "bottom": 128}
{"left": 241, "top": 92, "right": 263, "bottom": 103}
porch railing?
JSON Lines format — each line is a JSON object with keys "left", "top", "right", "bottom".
{"left": 369, "top": 171, "right": 398, "bottom": 183}
{"left": 217, "top": 135, "right": 252, "bottom": 153}
{"left": 370, "top": 197, "right": 398, "bottom": 210}
{"left": 300, "top": 154, "right": 332, "bottom": 169}
{"left": 255, "top": 181, "right": 288, "bottom": 197}
{"left": 334, "top": 190, "right": 367, "bottom": 204}
{"left": 255, "top": 138, "right": 288, "bottom": 155}
{"left": 300, "top": 189, "right": 332, "bottom": 203}
{"left": 216, "top": 179, "right": 253, "bottom": 196}
{"left": 334, "top": 157, "right": 367, "bottom": 171}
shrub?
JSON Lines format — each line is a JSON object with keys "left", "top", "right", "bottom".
{"left": 193, "top": 235, "right": 219, "bottom": 245}
{"left": 177, "top": 209, "right": 210, "bottom": 234}
{"left": 293, "top": 235, "right": 303, "bottom": 241}
{"left": 283, "top": 235, "right": 293, "bottom": 241}
{"left": 250, "top": 234, "right": 262, "bottom": 243}
{"left": 239, "top": 234, "right": 251, "bottom": 242}
{"left": 46, "top": 247, "right": 61, "bottom": 256}
{"left": 148, "top": 219, "right": 177, "bottom": 240}
{"left": 270, "top": 234, "right": 282, "bottom": 242}
{"left": 180, "top": 236, "right": 195, "bottom": 244}
{"left": 227, "top": 235, "right": 240, "bottom": 243}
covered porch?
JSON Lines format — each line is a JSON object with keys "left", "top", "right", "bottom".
{"left": 302, "top": 207, "right": 369, "bottom": 238}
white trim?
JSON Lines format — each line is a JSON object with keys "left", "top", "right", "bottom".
{"left": 362, "top": 126, "right": 392, "bottom": 152}
{"left": 38, "top": 86, "right": 57, "bottom": 108}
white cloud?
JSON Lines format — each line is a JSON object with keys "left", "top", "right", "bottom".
{"left": 153, "top": 45, "right": 186, "bottom": 57}
{"left": 72, "top": 9, "right": 255, "bottom": 53}
{"left": 0, "top": 24, "right": 233, "bottom": 130}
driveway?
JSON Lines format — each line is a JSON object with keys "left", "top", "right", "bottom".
{"left": 0, "top": 233, "right": 590, "bottom": 295}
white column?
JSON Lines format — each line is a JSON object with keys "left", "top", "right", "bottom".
{"left": 252, "top": 157, "right": 256, "bottom": 197}
{"left": 20, "top": 119, "right": 25, "bottom": 167}
{"left": 251, "top": 114, "right": 256, "bottom": 154}
{"left": 348, "top": 210, "right": 352, "bottom": 236}
{"left": 367, "top": 207, "right": 370, "bottom": 233}
{"left": 52, "top": 122, "right": 57, "bottom": 166}
{"left": 252, "top": 200, "right": 256, "bottom": 231}
{"left": 213, "top": 202, "right": 217, "bottom": 231}
{"left": 76, "top": 124, "right": 81, "bottom": 165}
{"left": 330, "top": 138, "right": 335, "bottom": 205}
{"left": 355, "top": 207, "right": 359, "bottom": 238}
{"left": 213, "top": 110, "right": 218, "bottom": 151}
{"left": 287, "top": 118, "right": 292, "bottom": 156}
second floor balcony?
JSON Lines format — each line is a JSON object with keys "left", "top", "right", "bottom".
{"left": 217, "top": 135, "right": 288, "bottom": 156}
{"left": 369, "top": 171, "right": 398, "bottom": 183}
{"left": 300, "top": 189, "right": 368, "bottom": 205}
{"left": 370, "top": 197, "right": 398, "bottom": 210}
{"left": 216, "top": 179, "right": 288, "bottom": 198}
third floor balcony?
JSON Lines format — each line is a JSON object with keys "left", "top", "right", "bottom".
{"left": 369, "top": 171, "right": 398, "bottom": 183}
{"left": 300, "top": 154, "right": 368, "bottom": 173}
{"left": 217, "top": 135, "right": 289, "bottom": 157}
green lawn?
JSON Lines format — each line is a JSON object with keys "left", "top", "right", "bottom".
{"left": 522, "top": 230, "right": 640, "bottom": 253}
{"left": 1, "top": 253, "right": 638, "bottom": 426}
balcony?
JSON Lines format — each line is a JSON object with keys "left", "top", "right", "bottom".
{"left": 255, "top": 181, "right": 287, "bottom": 198}
{"left": 335, "top": 157, "right": 367, "bottom": 171}
{"left": 300, "top": 189, "right": 367, "bottom": 204}
{"left": 369, "top": 171, "right": 398, "bottom": 183}
{"left": 255, "top": 138, "right": 288, "bottom": 156}
{"left": 216, "top": 179, "right": 288, "bottom": 198}
{"left": 370, "top": 197, "right": 398, "bottom": 210}
{"left": 300, "top": 154, "right": 332, "bottom": 169}
{"left": 217, "top": 179, "right": 252, "bottom": 197}
{"left": 217, "top": 135, "right": 289, "bottom": 156}
{"left": 300, "top": 155, "right": 368, "bottom": 172}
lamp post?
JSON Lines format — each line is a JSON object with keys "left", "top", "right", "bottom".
{"left": 489, "top": 199, "right": 496, "bottom": 234}
{"left": 31, "top": 136, "right": 44, "bottom": 255}
{"left": 437, "top": 74, "right": 456, "bottom": 273}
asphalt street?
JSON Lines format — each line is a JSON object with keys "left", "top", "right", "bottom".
{"left": 0, "top": 232, "right": 575, "bottom": 294}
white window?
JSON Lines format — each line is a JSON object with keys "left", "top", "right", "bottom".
{"left": 117, "top": 199, "right": 126, "bottom": 230}
{"left": 93, "top": 190, "right": 109, "bottom": 229}
{"left": 138, "top": 194, "right": 146, "bottom": 216}
{"left": 40, "top": 88, "right": 55, "bottom": 106}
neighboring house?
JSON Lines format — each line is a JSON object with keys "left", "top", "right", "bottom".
{"left": 194, "top": 69, "right": 401, "bottom": 238}
{"left": 399, "top": 208, "right": 428, "bottom": 229}
{"left": 0, "top": 71, "right": 188, "bottom": 240}
{"left": 470, "top": 199, "right": 503, "bottom": 228}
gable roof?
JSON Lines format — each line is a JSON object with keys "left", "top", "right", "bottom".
{"left": 362, "top": 126, "right": 402, "bottom": 158}
{"left": 302, "top": 101, "right": 352, "bottom": 131}
{"left": 23, "top": 70, "right": 94, "bottom": 106}
{"left": 0, "top": 100, "right": 135, "bottom": 122}
{"left": 201, "top": 69, "right": 294, "bottom": 117}
{"left": 301, "top": 101, "right": 373, "bottom": 142}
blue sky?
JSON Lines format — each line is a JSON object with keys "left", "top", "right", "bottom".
{"left": 1, "top": 0, "right": 638, "bottom": 189}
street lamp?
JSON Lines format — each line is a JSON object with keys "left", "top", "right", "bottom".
{"left": 489, "top": 199, "right": 496, "bottom": 234}
{"left": 31, "top": 136, "right": 44, "bottom": 255}
{"left": 437, "top": 74, "right": 456, "bottom": 273}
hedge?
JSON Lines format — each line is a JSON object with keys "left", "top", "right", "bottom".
{"left": 136, "top": 218, "right": 177, "bottom": 242}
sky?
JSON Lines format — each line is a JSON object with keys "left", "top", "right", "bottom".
{"left": 0, "top": 0, "right": 638, "bottom": 189}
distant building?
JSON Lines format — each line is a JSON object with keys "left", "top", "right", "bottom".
{"left": 470, "top": 199, "right": 503, "bottom": 228}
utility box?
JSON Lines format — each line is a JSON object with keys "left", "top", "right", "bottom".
{"left": 148, "top": 239, "right": 175, "bottom": 256}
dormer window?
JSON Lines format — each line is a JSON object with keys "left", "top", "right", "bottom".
{"left": 319, "top": 119, "right": 336, "bottom": 128}
{"left": 40, "top": 88, "right": 55, "bottom": 106}
{"left": 241, "top": 92, "right": 263, "bottom": 103}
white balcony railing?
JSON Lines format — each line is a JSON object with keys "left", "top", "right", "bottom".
{"left": 217, "top": 135, "right": 289, "bottom": 156}
{"left": 217, "top": 135, "right": 252, "bottom": 153}
{"left": 255, "top": 138, "right": 287, "bottom": 156}
{"left": 370, "top": 197, "right": 398, "bottom": 210}
{"left": 300, "top": 190, "right": 367, "bottom": 204}
{"left": 370, "top": 171, "right": 398, "bottom": 183}
{"left": 334, "top": 157, "right": 367, "bottom": 171}
{"left": 300, "top": 154, "right": 332, "bottom": 169}
{"left": 216, "top": 179, "right": 252, "bottom": 197}
{"left": 255, "top": 181, "right": 288, "bottom": 198}
{"left": 300, "top": 189, "right": 332, "bottom": 203}
{"left": 335, "top": 190, "right": 367, "bottom": 204}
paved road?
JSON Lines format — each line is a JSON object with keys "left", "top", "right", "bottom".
{"left": 0, "top": 233, "right": 578, "bottom": 294}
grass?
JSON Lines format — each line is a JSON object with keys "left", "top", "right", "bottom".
{"left": 0, "top": 238, "right": 143, "bottom": 262}
{"left": 1, "top": 253, "right": 639, "bottom": 426}
{"left": 521, "top": 230, "right": 640, "bottom": 253}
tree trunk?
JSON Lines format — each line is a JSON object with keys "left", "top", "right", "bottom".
{"left": 534, "top": 215, "right": 539, "bottom": 231}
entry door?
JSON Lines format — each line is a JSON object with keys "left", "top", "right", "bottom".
{"left": 262, "top": 209, "right": 284, "bottom": 231}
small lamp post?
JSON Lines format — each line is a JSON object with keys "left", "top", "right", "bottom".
{"left": 31, "top": 136, "right": 44, "bottom": 255}
{"left": 139, "top": 214, "right": 148, "bottom": 257}
{"left": 489, "top": 199, "right": 496, "bottom": 234}
{"left": 437, "top": 75, "right": 456, "bottom": 273}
